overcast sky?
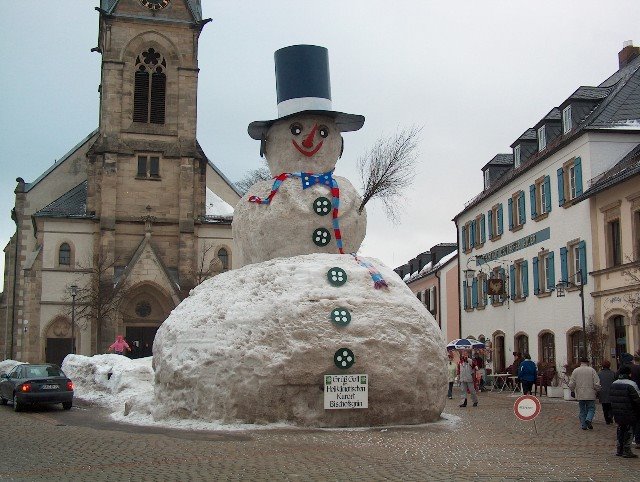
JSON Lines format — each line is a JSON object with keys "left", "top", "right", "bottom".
{"left": 1, "top": 1, "right": 639, "bottom": 283}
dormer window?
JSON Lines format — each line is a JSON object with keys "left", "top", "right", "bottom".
{"left": 562, "top": 106, "right": 572, "bottom": 134}
{"left": 537, "top": 126, "right": 547, "bottom": 151}
{"left": 483, "top": 169, "right": 490, "bottom": 189}
{"left": 514, "top": 145, "right": 521, "bottom": 168}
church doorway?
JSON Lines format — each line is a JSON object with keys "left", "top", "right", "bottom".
{"left": 126, "top": 325, "right": 159, "bottom": 359}
{"left": 46, "top": 338, "right": 73, "bottom": 367}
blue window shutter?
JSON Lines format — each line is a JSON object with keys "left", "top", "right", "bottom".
{"left": 481, "top": 214, "right": 486, "bottom": 243}
{"left": 470, "top": 221, "right": 475, "bottom": 248}
{"left": 508, "top": 198, "right": 513, "bottom": 230}
{"left": 560, "top": 247, "right": 568, "bottom": 283}
{"left": 498, "top": 204, "right": 504, "bottom": 234}
{"left": 522, "top": 260, "right": 529, "bottom": 297}
{"left": 488, "top": 210, "right": 493, "bottom": 239}
{"left": 461, "top": 226, "right": 467, "bottom": 251}
{"left": 544, "top": 175, "right": 552, "bottom": 212}
{"left": 519, "top": 191, "right": 526, "bottom": 225}
{"left": 510, "top": 265, "right": 516, "bottom": 300}
{"left": 548, "top": 251, "right": 555, "bottom": 290}
{"left": 530, "top": 184, "right": 537, "bottom": 219}
{"left": 578, "top": 240, "right": 587, "bottom": 284}
{"left": 532, "top": 256, "right": 539, "bottom": 295}
{"left": 484, "top": 278, "right": 489, "bottom": 305}
{"left": 472, "top": 278, "right": 478, "bottom": 308}
{"left": 574, "top": 157, "right": 583, "bottom": 196}
{"left": 557, "top": 167, "right": 565, "bottom": 206}
{"left": 463, "top": 280, "right": 468, "bottom": 309}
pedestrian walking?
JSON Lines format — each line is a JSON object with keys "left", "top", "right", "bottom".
{"left": 568, "top": 357, "right": 601, "bottom": 430}
{"left": 598, "top": 360, "right": 616, "bottom": 424}
{"left": 518, "top": 354, "right": 537, "bottom": 395}
{"left": 610, "top": 365, "right": 640, "bottom": 458}
{"left": 458, "top": 354, "right": 478, "bottom": 407}
{"left": 447, "top": 357, "right": 457, "bottom": 399}
{"left": 631, "top": 356, "right": 640, "bottom": 446}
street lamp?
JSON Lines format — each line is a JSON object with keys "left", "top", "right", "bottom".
{"left": 555, "top": 269, "right": 587, "bottom": 361}
{"left": 70, "top": 285, "right": 78, "bottom": 354}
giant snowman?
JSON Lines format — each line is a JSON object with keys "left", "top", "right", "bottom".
{"left": 152, "top": 45, "right": 447, "bottom": 427}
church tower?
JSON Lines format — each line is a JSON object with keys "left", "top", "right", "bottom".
{"left": 87, "top": 0, "right": 212, "bottom": 350}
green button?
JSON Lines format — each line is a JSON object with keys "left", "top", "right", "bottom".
{"left": 312, "top": 228, "right": 331, "bottom": 247}
{"left": 334, "top": 348, "right": 355, "bottom": 369}
{"left": 313, "top": 197, "right": 332, "bottom": 216}
{"left": 327, "top": 267, "right": 347, "bottom": 286}
{"left": 330, "top": 308, "right": 351, "bottom": 326}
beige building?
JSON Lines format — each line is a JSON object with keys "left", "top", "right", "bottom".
{"left": 574, "top": 145, "right": 640, "bottom": 362}
{"left": 2, "top": 0, "right": 241, "bottom": 365}
{"left": 395, "top": 244, "right": 460, "bottom": 342}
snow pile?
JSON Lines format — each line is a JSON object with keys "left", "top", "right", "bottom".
{"left": 0, "top": 359, "right": 24, "bottom": 375}
{"left": 62, "top": 354, "right": 153, "bottom": 410}
{"left": 149, "top": 253, "right": 447, "bottom": 427}
{"left": 205, "top": 188, "right": 234, "bottom": 216}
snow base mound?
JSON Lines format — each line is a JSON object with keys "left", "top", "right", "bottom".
{"left": 152, "top": 253, "right": 447, "bottom": 427}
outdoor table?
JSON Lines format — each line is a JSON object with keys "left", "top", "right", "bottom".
{"left": 491, "top": 373, "right": 510, "bottom": 392}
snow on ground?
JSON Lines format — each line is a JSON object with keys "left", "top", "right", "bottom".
{"left": 4, "top": 354, "right": 458, "bottom": 432}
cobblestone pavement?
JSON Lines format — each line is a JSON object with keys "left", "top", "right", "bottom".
{"left": 0, "top": 391, "right": 638, "bottom": 481}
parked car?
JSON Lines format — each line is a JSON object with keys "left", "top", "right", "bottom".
{"left": 0, "top": 364, "right": 74, "bottom": 412}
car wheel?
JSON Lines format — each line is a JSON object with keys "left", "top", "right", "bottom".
{"left": 13, "top": 394, "right": 22, "bottom": 412}
{"left": 62, "top": 401, "right": 72, "bottom": 410}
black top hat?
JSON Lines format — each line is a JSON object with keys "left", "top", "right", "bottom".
{"left": 248, "top": 45, "right": 365, "bottom": 140}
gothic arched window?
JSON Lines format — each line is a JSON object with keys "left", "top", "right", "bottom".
{"left": 133, "top": 48, "right": 166, "bottom": 124}
{"left": 217, "top": 248, "right": 229, "bottom": 272}
{"left": 59, "top": 243, "right": 71, "bottom": 266}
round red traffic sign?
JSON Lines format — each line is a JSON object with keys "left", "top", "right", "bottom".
{"left": 513, "top": 395, "right": 541, "bottom": 421}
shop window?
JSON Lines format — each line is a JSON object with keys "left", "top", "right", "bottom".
{"left": 515, "top": 334, "right": 529, "bottom": 356}
{"left": 569, "top": 330, "right": 585, "bottom": 364}
{"left": 540, "top": 332, "right": 555, "bottom": 363}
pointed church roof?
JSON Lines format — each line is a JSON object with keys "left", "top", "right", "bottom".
{"left": 115, "top": 235, "right": 182, "bottom": 302}
{"left": 100, "top": 0, "right": 203, "bottom": 22}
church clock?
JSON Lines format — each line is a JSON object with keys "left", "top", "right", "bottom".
{"left": 139, "top": 0, "right": 170, "bottom": 10}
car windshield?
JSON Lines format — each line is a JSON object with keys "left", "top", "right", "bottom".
{"left": 25, "top": 366, "right": 64, "bottom": 378}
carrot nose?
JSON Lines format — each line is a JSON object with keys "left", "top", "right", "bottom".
{"left": 302, "top": 124, "right": 318, "bottom": 148}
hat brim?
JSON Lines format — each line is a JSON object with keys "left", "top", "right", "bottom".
{"left": 248, "top": 111, "right": 365, "bottom": 140}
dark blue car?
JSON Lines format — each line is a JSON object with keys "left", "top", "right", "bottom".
{"left": 0, "top": 364, "right": 74, "bottom": 412}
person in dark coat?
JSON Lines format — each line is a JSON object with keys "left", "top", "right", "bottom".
{"left": 598, "top": 360, "right": 616, "bottom": 424}
{"left": 518, "top": 354, "right": 537, "bottom": 395}
{"left": 631, "top": 356, "right": 640, "bottom": 446}
{"left": 609, "top": 365, "right": 640, "bottom": 458}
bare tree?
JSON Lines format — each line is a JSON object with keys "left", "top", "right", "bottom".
{"left": 585, "top": 317, "right": 609, "bottom": 370}
{"left": 235, "top": 159, "right": 272, "bottom": 195}
{"left": 63, "top": 249, "right": 130, "bottom": 352}
{"left": 195, "top": 242, "right": 224, "bottom": 285}
{"left": 357, "top": 125, "right": 422, "bottom": 222}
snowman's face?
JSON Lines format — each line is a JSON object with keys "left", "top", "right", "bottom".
{"left": 265, "top": 115, "right": 342, "bottom": 175}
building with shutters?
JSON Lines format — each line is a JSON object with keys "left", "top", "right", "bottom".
{"left": 572, "top": 145, "right": 640, "bottom": 361}
{"left": 454, "top": 43, "right": 640, "bottom": 373}
{"left": 1, "top": 1, "right": 241, "bottom": 365}
{"left": 395, "top": 243, "right": 459, "bottom": 343}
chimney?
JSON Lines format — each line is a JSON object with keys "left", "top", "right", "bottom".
{"left": 619, "top": 40, "right": 640, "bottom": 69}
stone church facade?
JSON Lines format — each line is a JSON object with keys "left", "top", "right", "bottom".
{"left": 2, "top": 0, "right": 240, "bottom": 364}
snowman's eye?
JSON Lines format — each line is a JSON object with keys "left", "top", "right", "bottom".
{"left": 319, "top": 126, "right": 329, "bottom": 138}
{"left": 290, "top": 123, "right": 303, "bottom": 136}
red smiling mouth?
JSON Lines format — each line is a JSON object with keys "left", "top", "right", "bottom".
{"left": 292, "top": 140, "right": 323, "bottom": 157}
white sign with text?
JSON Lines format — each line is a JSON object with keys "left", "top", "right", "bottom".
{"left": 324, "top": 374, "right": 368, "bottom": 409}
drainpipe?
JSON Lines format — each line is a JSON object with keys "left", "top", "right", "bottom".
{"left": 435, "top": 270, "right": 442, "bottom": 330}
{"left": 454, "top": 219, "right": 462, "bottom": 340}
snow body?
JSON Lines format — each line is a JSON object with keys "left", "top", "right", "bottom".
{"left": 233, "top": 175, "right": 366, "bottom": 266}
{"left": 152, "top": 253, "right": 447, "bottom": 427}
